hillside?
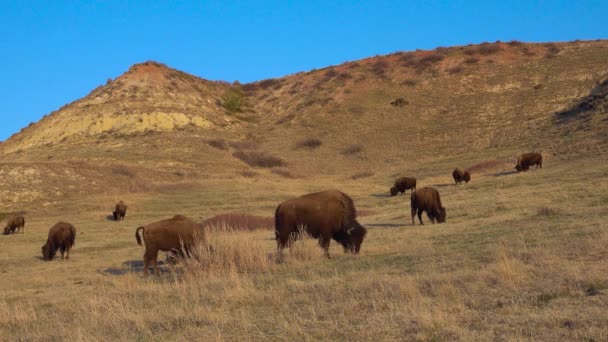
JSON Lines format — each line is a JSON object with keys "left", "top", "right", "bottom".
{"left": 1, "top": 40, "right": 607, "bottom": 207}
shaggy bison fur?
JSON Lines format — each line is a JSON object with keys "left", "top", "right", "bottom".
{"left": 135, "top": 215, "right": 207, "bottom": 276}
{"left": 113, "top": 200, "right": 127, "bottom": 221}
{"left": 3, "top": 214, "right": 25, "bottom": 235}
{"left": 41, "top": 222, "right": 76, "bottom": 261}
{"left": 515, "top": 152, "right": 543, "bottom": 172}
{"left": 274, "top": 190, "right": 367, "bottom": 258}
{"left": 452, "top": 168, "right": 465, "bottom": 184}
{"left": 390, "top": 177, "right": 417, "bottom": 196}
{"left": 411, "top": 187, "right": 446, "bottom": 225}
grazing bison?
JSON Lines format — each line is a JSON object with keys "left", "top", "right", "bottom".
{"left": 452, "top": 168, "right": 465, "bottom": 184}
{"left": 274, "top": 190, "right": 367, "bottom": 259}
{"left": 463, "top": 171, "right": 471, "bottom": 183}
{"left": 515, "top": 153, "right": 543, "bottom": 172}
{"left": 3, "top": 214, "right": 25, "bottom": 235}
{"left": 113, "top": 201, "right": 127, "bottom": 221}
{"left": 41, "top": 222, "right": 76, "bottom": 261}
{"left": 390, "top": 177, "right": 417, "bottom": 196}
{"left": 411, "top": 187, "right": 446, "bottom": 225}
{"left": 135, "top": 215, "right": 206, "bottom": 276}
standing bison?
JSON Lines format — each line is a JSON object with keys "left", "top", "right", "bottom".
{"left": 113, "top": 201, "right": 127, "bottom": 221}
{"left": 274, "top": 190, "right": 367, "bottom": 259}
{"left": 3, "top": 214, "right": 25, "bottom": 235}
{"left": 390, "top": 177, "right": 417, "bottom": 196}
{"left": 42, "top": 222, "right": 76, "bottom": 260}
{"left": 463, "top": 171, "right": 471, "bottom": 183}
{"left": 411, "top": 187, "right": 446, "bottom": 225}
{"left": 135, "top": 215, "right": 206, "bottom": 276}
{"left": 452, "top": 168, "right": 465, "bottom": 184}
{"left": 515, "top": 153, "right": 543, "bottom": 172}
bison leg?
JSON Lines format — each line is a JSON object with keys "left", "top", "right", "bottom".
{"left": 319, "top": 235, "right": 331, "bottom": 259}
{"left": 60, "top": 246, "right": 66, "bottom": 260}
{"left": 417, "top": 209, "right": 424, "bottom": 225}
{"left": 411, "top": 207, "right": 417, "bottom": 225}
{"left": 143, "top": 248, "right": 159, "bottom": 277}
{"left": 65, "top": 245, "right": 71, "bottom": 260}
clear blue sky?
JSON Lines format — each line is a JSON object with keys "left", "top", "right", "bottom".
{"left": 0, "top": 1, "right": 606, "bottom": 141}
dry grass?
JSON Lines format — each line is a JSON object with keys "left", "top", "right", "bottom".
{"left": 1, "top": 157, "right": 608, "bottom": 340}
{"left": 350, "top": 171, "right": 374, "bottom": 179}
{"left": 341, "top": 144, "right": 363, "bottom": 156}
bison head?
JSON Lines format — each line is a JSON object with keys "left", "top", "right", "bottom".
{"left": 3, "top": 226, "right": 10, "bottom": 235}
{"left": 335, "top": 221, "right": 367, "bottom": 254}
{"left": 437, "top": 207, "right": 447, "bottom": 223}
{"left": 390, "top": 187, "right": 398, "bottom": 196}
{"left": 41, "top": 242, "right": 56, "bottom": 261}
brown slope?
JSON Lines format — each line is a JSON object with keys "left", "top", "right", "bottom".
{"left": 1, "top": 61, "right": 234, "bottom": 153}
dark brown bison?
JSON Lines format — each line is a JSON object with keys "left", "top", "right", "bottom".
{"left": 113, "top": 201, "right": 127, "bottom": 221}
{"left": 463, "top": 171, "right": 471, "bottom": 183}
{"left": 452, "top": 168, "right": 465, "bottom": 184}
{"left": 390, "top": 177, "right": 417, "bottom": 196}
{"left": 274, "top": 190, "right": 367, "bottom": 258}
{"left": 411, "top": 187, "right": 446, "bottom": 225}
{"left": 42, "top": 222, "right": 76, "bottom": 261}
{"left": 515, "top": 153, "right": 543, "bottom": 172}
{"left": 3, "top": 214, "right": 25, "bottom": 235}
{"left": 135, "top": 215, "right": 207, "bottom": 276}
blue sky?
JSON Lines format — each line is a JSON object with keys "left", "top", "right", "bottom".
{"left": 0, "top": 1, "right": 606, "bottom": 141}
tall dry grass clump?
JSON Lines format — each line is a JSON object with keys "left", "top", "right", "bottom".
{"left": 185, "top": 226, "right": 276, "bottom": 274}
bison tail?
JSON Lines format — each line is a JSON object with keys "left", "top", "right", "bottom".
{"left": 135, "top": 227, "right": 145, "bottom": 246}
{"left": 410, "top": 191, "right": 417, "bottom": 209}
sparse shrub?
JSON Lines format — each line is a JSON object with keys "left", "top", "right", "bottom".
{"left": 534, "top": 84, "right": 544, "bottom": 90}
{"left": 294, "top": 138, "right": 322, "bottom": 150}
{"left": 220, "top": 88, "right": 246, "bottom": 113}
{"left": 232, "top": 151, "right": 286, "bottom": 168}
{"left": 238, "top": 170, "right": 258, "bottom": 178}
{"left": 507, "top": 40, "right": 524, "bottom": 46}
{"left": 544, "top": 44, "right": 560, "bottom": 58}
{"left": 271, "top": 168, "right": 297, "bottom": 178}
{"left": 350, "top": 171, "right": 374, "bottom": 180}
{"left": 521, "top": 47, "right": 536, "bottom": 56}
{"left": 370, "top": 60, "right": 389, "bottom": 77}
{"left": 390, "top": 98, "right": 408, "bottom": 107}
{"left": 447, "top": 66, "right": 463, "bottom": 74}
{"left": 537, "top": 207, "right": 558, "bottom": 217}
{"left": 240, "top": 83, "right": 257, "bottom": 93}
{"left": 402, "top": 79, "right": 417, "bottom": 87}
{"left": 464, "top": 48, "right": 476, "bottom": 55}
{"left": 411, "top": 53, "right": 445, "bottom": 72}
{"left": 207, "top": 138, "right": 228, "bottom": 150}
{"left": 464, "top": 57, "right": 479, "bottom": 64}
{"left": 341, "top": 144, "right": 363, "bottom": 156}
{"left": 111, "top": 165, "right": 136, "bottom": 178}
{"left": 276, "top": 113, "right": 295, "bottom": 125}
{"left": 229, "top": 140, "right": 258, "bottom": 150}
{"left": 173, "top": 169, "right": 185, "bottom": 177}
{"left": 477, "top": 44, "right": 502, "bottom": 55}
{"left": 258, "top": 78, "right": 280, "bottom": 90}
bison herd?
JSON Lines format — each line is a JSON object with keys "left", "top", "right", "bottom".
{"left": 1, "top": 152, "right": 542, "bottom": 275}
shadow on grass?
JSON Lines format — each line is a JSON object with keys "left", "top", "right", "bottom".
{"left": 101, "top": 259, "right": 172, "bottom": 276}
{"left": 433, "top": 183, "right": 456, "bottom": 188}
{"left": 105, "top": 215, "right": 116, "bottom": 221}
{"left": 366, "top": 223, "right": 408, "bottom": 228}
{"left": 491, "top": 170, "right": 518, "bottom": 177}
{"left": 371, "top": 193, "right": 391, "bottom": 198}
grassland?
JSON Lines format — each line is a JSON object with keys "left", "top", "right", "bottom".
{"left": 1, "top": 152, "right": 607, "bottom": 341}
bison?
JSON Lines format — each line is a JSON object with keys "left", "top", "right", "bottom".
{"left": 41, "top": 222, "right": 76, "bottom": 261}
{"left": 515, "top": 153, "right": 543, "bottom": 172}
{"left": 390, "top": 177, "right": 417, "bottom": 196}
{"left": 135, "top": 215, "right": 206, "bottom": 276}
{"left": 274, "top": 190, "right": 367, "bottom": 259}
{"left": 411, "top": 187, "right": 446, "bottom": 225}
{"left": 3, "top": 214, "right": 25, "bottom": 235}
{"left": 113, "top": 200, "right": 127, "bottom": 221}
{"left": 463, "top": 171, "right": 471, "bottom": 183}
{"left": 452, "top": 168, "right": 465, "bottom": 184}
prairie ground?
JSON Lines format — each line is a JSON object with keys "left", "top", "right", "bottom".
{"left": 1, "top": 153, "right": 607, "bottom": 341}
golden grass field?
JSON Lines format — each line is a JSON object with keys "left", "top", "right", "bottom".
{"left": 1, "top": 152, "right": 607, "bottom": 341}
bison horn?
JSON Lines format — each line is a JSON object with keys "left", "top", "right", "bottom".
{"left": 347, "top": 227, "right": 355, "bottom": 235}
